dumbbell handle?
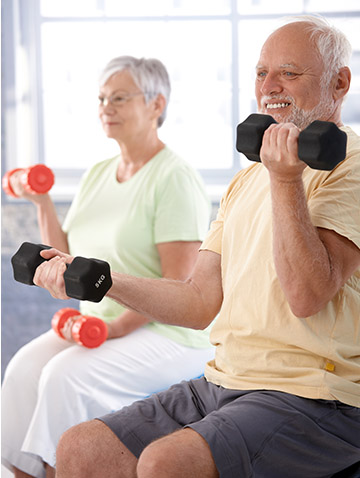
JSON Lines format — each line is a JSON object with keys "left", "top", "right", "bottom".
{"left": 11, "top": 242, "right": 113, "bottom": 303}
{"left": 52, "top": 308, "right": 108, "bottom": 348}
{"left": 2, "top": 165, "right": 55, "bottom": 197}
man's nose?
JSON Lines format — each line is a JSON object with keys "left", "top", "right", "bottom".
{"left": 260, "top": 73, "right": 283, "bottom": 96}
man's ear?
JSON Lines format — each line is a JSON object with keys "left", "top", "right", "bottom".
{"left": 332, "top": 66, "right": 351, "bottom": 101}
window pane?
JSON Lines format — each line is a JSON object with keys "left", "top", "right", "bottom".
{"left": 41, "top": 20, "right": 232, "bottom": 171}
{"left": 305, "top": 0, "right": 360, "bottom": 12}
{"left": 40, "top": 0, "right": 101, "bottom": 16}
{"left": 104, "top": 0, "right": 231, "bottom": 16}
{"left": 237, "top": 0, "right": 303, "bottom": 15}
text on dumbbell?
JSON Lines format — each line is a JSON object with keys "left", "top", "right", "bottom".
{"left": 95, "top": 275, "right": 106, "bottom": 288}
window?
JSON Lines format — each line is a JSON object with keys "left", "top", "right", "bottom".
{"left": 2, "top": 0, "right": 360, "bottom": 201}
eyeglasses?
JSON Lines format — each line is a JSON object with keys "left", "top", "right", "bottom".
{"left": 98, "top": 91, "right": 144, "bottom": 108}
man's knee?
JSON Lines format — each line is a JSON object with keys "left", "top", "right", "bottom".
{"left": 56, "top": 420, "right": 110, "bottom": 475}
{"left": 56, "top": 419, "right": 138, "bottom": 478}
{"left": 137, "top": 429, "right": 218, "bottom": 478}
{"left": 56, "top": 421, "right": 95, "bottom": 469}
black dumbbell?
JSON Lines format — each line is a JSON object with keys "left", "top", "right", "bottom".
{"left": 236, "top": 114, "right": 347, "bottom": 171}
{"left": 11, "top": 242, "right": 112, "bottom": 303}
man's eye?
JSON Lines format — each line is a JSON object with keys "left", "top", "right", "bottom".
{"left": 256, "top": 71, "right": 267, "bottom": 79}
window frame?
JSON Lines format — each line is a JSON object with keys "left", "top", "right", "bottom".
{"left": 2, "top": 0, "right": 360, "bottom": 202}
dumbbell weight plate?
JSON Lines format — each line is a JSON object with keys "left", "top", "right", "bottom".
{"left": 11, "top": 242, "right": 52, "bottom": 285}
{"left": 2, "top": 168, "right": 23, "bottom": 197}
{"left": 72, "top": 316, "right": 108, "bottom": 348}
{"left": 52, "top": 307, "right": 80, "bottom": 339}
{"left": 236, "top": 114, "right": 277, "bottom": 162}
{"left": 298, "top": 121, "right": 347, "bottom": 171}
{"left": 23, "top": 165, "right": 55, "bottom": 194}
{"left": 64, "top": 256, "right": 113, "bottom": 303}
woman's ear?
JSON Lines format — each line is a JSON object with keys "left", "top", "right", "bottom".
{"left": 332, "top": 66, "right": 351, "bottom": 101}
{"left": 150, "top": 93, "right": 166, "bottom": 122}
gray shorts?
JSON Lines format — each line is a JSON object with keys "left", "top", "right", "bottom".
{"left": 99, "top": 377, "right": 360, "bottom": 477}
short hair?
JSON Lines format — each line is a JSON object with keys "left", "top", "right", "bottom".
{"left": 99, "top": 56, "right": 171, "bottom": 127}
{"left": 283, "top": 15, "right": 352, "bottom": 83}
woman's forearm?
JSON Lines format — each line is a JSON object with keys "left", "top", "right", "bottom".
{"left": 36, "top": 196, "right": 69, "bottom": 252}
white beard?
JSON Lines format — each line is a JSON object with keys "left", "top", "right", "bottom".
{"left": 260, "top": 88, "right": 335, "bottom": 130}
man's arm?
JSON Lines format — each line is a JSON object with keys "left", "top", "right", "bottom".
{"left": 261, "top": 122, "right": 360, "bottom": 317}
{"left": 34, "top": 248, "right": 223, "bottom": 330}
{"left": 107, "top": 241, "right": 206, "bottom": 338}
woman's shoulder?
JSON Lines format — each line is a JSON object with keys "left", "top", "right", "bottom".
{"left": 153, "top": 146, "right": 200, "bottom": 178}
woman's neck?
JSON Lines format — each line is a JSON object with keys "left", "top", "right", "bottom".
{"left": 116, "top": 137, "right": 165, "bottom": 183}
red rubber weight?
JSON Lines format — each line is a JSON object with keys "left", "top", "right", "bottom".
{"left": 51, "top": 308, "right": 108, "bottom": 348}
{"left": 52, "top": 307, "right": 81, "bottom": 339}
{"left": 2, "top": 169, "right": 22, "bottom": 197}
{"left": 72, "top": 316, "right": 108, "bottom": 348}
{"left": 2, "top": 164, "right": 54, "bottom": 197}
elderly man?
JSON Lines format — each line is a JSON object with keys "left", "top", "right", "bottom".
{"left": 33, "top": 15, "right": 360, "bottom": 478}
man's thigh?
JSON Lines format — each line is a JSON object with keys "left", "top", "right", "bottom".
{"left": 99, "top": 379, "right": 360, "bottom": 477}
{"left": 98, "top": 377, "right": 214, "bottom": 457}
{"left": 190, "top": 389, "right": 360, "bottom": 477}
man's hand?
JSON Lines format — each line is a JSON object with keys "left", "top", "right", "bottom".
{"left": 33, "top": 248, "right": 74, "bottom": 300}
{"left": 260, "top": 122, "right": 306, "bottom": 181}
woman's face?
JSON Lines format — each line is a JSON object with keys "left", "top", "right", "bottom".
{"left": 98, "top": 70, "right": 155, "bottom": 143}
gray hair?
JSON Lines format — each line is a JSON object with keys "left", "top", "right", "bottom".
{"left": 99, "top": 56, "right": 171, "bottom": 127}
{"left": 283, "top": 15, "right": 352, "bottom": 84}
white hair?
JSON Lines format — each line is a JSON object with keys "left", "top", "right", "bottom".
{"left": 283, "top": 15, "right": 352, "bottom": 83}
{"left": 99, "top": 56, "right": 171, "bottom": 127}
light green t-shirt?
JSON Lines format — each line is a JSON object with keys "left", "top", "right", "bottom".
{"left": 201, "top": 126, "right": 360, "bottom": 407}
{"left": 63, "top": 146, "right": 212, "bottom": 348}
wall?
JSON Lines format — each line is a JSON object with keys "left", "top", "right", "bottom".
{"left": 1, "top": 202, "right": 79, "bottom": 380}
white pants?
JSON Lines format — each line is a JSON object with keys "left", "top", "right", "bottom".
{"left": 2, "top": 328, "right": 214, "bottom": 478}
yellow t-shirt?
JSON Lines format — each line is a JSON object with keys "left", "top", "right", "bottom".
{"left": 202, "top": 126, "right": 360, "bottom": 407}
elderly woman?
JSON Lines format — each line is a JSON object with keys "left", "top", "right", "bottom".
{"left": 2, "top": 56, "right": 214, "bottom": 478}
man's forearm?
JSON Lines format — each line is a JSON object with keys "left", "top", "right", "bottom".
{"left": 270, "top": 177, "right": 334, "bottom": 317}
{"left": 107, "top": 273, "right": 214, "bottom": 330}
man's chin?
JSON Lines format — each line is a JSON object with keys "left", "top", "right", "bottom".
{"left": 260, "top": 109, "right": 291, "bottom": 123}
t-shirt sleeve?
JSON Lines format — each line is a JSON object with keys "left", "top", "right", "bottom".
{"left": 309, "top": 149, "right": 360, "bottom": 249}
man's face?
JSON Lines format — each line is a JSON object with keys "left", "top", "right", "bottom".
{"left": 255, "top": 22, "right": 336, "bottom": 130}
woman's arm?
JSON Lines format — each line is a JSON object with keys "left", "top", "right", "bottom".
{"left": 8, "top": 171, "right": 69, "bottom": 252}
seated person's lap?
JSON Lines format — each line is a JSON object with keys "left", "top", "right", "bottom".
{"left": 99, "top": 377, "right": 360, "bottom": 478}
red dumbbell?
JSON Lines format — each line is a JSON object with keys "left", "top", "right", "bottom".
{"left": 51, "top": 307, "right": 108, "bottom": 349}
{"left": 2, "top": 164, "right": 55, "bottom": 197}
